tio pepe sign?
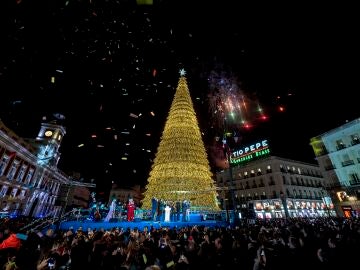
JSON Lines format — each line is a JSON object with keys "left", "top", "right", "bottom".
{"left": 230, "top": 139, "right": 270, "bottom": 165}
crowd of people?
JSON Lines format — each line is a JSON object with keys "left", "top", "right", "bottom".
{"left": 0, "top": 216, "right": 359, "bottom": 270}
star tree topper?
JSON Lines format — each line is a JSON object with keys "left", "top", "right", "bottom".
{"left": 179, "top": 68, "right": 186, "bottom": 76}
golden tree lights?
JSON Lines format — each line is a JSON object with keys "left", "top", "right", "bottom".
{"left": 141, "top": 72, "right": 220, "bottom": 210}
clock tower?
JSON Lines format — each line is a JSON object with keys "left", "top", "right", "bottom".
{"left": 35, "top": 121, "right": 66, "bottom": 166}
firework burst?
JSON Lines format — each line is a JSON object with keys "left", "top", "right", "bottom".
{"left": 207, "top": 70, "right": 266, "bottom": 135}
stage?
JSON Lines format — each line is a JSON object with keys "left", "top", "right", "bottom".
{"left": 58, "top": 213, "right": 229, "bottom": 231}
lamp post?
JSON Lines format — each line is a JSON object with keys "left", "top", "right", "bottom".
{"left": 224, "top": 139, "right": 239, "bottom": 225}
{"left": 280, "top": 191, "right": 289, "bottom": 219}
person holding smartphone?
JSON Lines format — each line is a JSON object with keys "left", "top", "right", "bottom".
{"left": 47, "top": 257, "right": 56, "bottom": 269}
{"left": 36, "top": 258, "right": 51, "bottom": 270}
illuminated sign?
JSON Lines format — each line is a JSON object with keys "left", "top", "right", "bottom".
{"left": 230, "top": 139, "right": 270, "bottom": 165}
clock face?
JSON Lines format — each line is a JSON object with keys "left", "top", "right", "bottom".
{"left": 44, "top": 130, "right": 53, "bottom": 137}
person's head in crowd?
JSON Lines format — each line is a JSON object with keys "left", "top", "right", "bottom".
{"left": 4, "top": 222, "right": 18, "bottom": 236}
{"left": 145, "top": 265, "right": 161, "bottom": 270}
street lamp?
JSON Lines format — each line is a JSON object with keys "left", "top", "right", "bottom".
{"left": 223, "top": 138, "right": 239, "bottom": 225}
{"left": 280, "top": 191, "right": 289, "bottom": 218}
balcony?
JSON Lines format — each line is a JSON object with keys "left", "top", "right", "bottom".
{"left": 351, "top": 139, "right": 360, "bottom": 146}
{"left": 342, "top": 160, "right": 355, "bottom": 167}
{"left": 349, "top": 180, "right": 360, "bottom": 186}
{"left": 336, "top": 144, "right": 347, "bottom": 151}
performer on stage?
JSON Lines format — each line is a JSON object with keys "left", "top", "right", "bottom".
{"left": 94, "top": 203, "right": 101, "bottom": 221}
{"left": 127, "top": 197, "right": 135, "bottom": 221}
{"left": 170, "top": 201, "right": 176, "bottom": 222}
{"left": 151, "top": 197, "right": 158, "bottom": 221}
{"left": 158, "top": 199, "right": 165, "bottom": 221}
{"left": 164, "top": 203, "right": 171, "bottom": 222}
{"left": 176, "top": 201, "right": 181, "bottom": 222}
{"left": 104, "top": 198, "right": 117, "bottom": 222}
{"left": 182, "top": 200, "right": 187, "bottom": 222}
{"left": 89, "top": 192, "right": 97, "bottom": 208}
{"left": 185, "top": 200, "right": 191, "bottom": 221}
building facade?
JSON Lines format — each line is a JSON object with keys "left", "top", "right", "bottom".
{"left": 108, "top": 184, "right": 144, "bottom": 206}
{"left": 216, "top": 155, "right": 335, "bottom": 219}
{"left": 310, "top": 117, "right": 360, "bottom": 217}
{"left": 0, "top": 119, "right": 95, "bottom": 218}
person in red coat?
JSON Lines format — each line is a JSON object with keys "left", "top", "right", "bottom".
{"left": 0, "top": 225, "right": 22, "bottom": 269}
{"left": 0, "top": 233, "right": 21, "bottom": 250}
{"left": 127, "top": 197, "right": 135, "bottom": 221}
{"left": 0, "top": 222, "right": 22, "bottom": 251}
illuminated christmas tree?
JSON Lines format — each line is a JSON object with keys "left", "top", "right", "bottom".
{"left": 141, "top": 69, "right": 220, "bottom": 210}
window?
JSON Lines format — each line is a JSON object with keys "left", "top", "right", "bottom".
{"left": 290, "top": 177, "right": 295, "bottom": 185}
{"left": 252, "top": 180, "right": 257, "bottom": 188}
{"left": 341, "top": 154, "right": 354, "bottom": 166}
{"left": 350, "top": 173, "right": 359, "bottom": 181}
{"left": 259, "top": 178, "right": 264, "bottom": 187}
{"left": 269, "top": 176, "right": 275, "bottom": 185}
{"left": 24, "top": 169, "right": 34, "bottom": 184}
{"left": 336, "top": 139, "right": 346, "bottom": 150}
{"left": 280, "top": 165, "right": 286, "bottom": 172}
{"left": 7, "top": 161, "right": 19, "bottom": 180}
{"left": 351, "top": 134, "right": 360, "bottom": 145}
{"left": 10, "top": 188, "right": 18, "bottom": 198}
{"left": 0, "top": 156, "right": 9, "bottom": 176}
{"left": 0, "top": 186, "right": 8, "bottom": 197}
{"left": 266, "top": 165, "right": 272, "bottom": 173}
{"left": 16, "top": 165, "right": 27, "bottom": 182}
{"left": 19, "top": 190, "right": 26, "bottom": 199}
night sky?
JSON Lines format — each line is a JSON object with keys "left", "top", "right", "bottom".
{"left": 1, "top": 0, "right": 358, "bottom": 198}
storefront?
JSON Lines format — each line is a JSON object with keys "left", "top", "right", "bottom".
{"left": 252, "top": 198, "right": 335, "bottom": 219}
{"left": 254, "top": 200, "right": 285, "bottom": 219}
